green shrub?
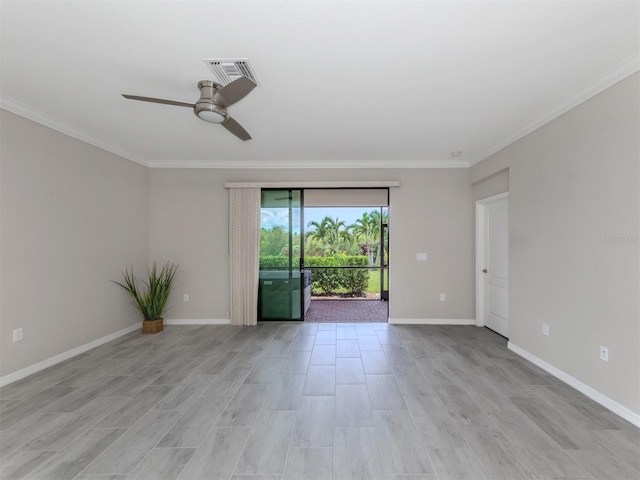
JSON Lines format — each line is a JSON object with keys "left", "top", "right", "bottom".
{"left": 337, "top": 255, "right": 369, "bottom": 295}
{"left": 305, "top": 256, "right": 340, "bottom": 294}
{"left": 259, "top": 255, "right": 370, "bottom": 295}
{"left": 306, "top": 255, "right": 369, "bottom": 295}
{"left": 259, "top": 255, "right": 289, "bottom": 268}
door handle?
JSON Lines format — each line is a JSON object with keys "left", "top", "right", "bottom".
{"left": 482, "top": 269, "right": 488, "bottom": 274}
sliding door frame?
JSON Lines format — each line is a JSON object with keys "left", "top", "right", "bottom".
{"left": 259, "top": 188, "right": 305, "bottom": 321}
{"left": 253, "top": 183, "right": 397, "bottom": 322}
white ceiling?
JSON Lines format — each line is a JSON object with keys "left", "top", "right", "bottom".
{"left": 1, "top": 1, "right": 638, "bottom": 168}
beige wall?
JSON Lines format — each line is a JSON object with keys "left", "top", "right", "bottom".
{"left": 470, "top": 73, "right": 640, "bottom": 415}
{"left": 148, "top": 168, "right": 475, "bottom": 321}
{"left": 0, "top": 110, "right": 149, "bottom": 377}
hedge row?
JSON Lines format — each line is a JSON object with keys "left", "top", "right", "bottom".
{"left": 260, "top": 255, "right": 370, "bottom": 295}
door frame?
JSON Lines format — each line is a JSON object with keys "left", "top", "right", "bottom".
{"left": 475, "top": 192, "right": 509, "bottom": 328}
{"left": 258, "top": 185, "right": 392, "bottom": 321}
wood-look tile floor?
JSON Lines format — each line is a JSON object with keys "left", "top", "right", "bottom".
{"left": 1, "top": 323, "right": 638, "bottom": 480}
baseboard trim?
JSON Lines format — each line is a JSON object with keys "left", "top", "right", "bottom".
{"left": 164, "top": 318, "right": 230, "bottom": 325}
{"left": 507, "top": 342, "right": 640, "bottom": 428}
{"left": 0, "top": 323, "right": 139, "bottom": 388}
{"left": 388, "top": 318, "right": 475, "bottom": 325}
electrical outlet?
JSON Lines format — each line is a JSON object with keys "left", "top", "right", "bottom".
{"left": 12, "top": 328, "right": 23, "bottom": 342}
{"left": 183, "top": 294, "right": 189, "bottom": 302}
{"left": 440, "top": 293, "right": 446, "bottom": 302}
{"left": 416, "top": 253, "right": 427, "bottom": 261}
{"left": 599, "top": 346, "right": 609, "bottom": 362}
{"left": 542, "top": 323, "right": 549, "bottom": 336}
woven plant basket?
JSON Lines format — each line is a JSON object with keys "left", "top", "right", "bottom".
{"left": 142, "top": 318, "right": 164, "bottom": 334}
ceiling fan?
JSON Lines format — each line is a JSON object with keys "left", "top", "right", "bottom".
{"left": 122, "top": 77, "right": 257, "bottom": 141}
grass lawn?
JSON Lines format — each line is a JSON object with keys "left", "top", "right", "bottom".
{"left": 367, "top": 269, "right": 388, "bottom": 293}
{"left": 367, "top": 270, "right": 380, "bottom": 293}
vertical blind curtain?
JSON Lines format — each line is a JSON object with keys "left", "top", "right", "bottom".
{"left": 228, "top": 187, "right": 261, "bottom": 326}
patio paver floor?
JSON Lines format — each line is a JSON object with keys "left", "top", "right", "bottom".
{"left": 304, "top": 299, "right": 388, "bottom": 322}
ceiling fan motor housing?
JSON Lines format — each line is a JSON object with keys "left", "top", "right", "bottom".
{"left": 194, "top": 80, "right": 228, "bottom": 123}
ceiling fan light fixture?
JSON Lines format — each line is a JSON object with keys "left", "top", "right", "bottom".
{"left": 194, "top": 103, "right": 227, "bottom": 124}
{"left": 122, "top": 77, "right": 253, "bottom": 140}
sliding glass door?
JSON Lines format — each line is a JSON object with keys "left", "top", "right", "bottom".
{"left": 258, "top": 187, "right": 389, "bottom": 322}
{"left": 258, "top": 189, "right": 305, "bottom": 321}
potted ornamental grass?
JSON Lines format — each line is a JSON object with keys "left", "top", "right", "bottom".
{"left": 113, "top": 261, "right": 178, "bottom": 334}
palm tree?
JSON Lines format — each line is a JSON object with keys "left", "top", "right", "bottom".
{"left": 324, "top": 217, "right": 351, "bottom": 255}
{"left": 350, "top": 212, "right": 377, "bottom": 265}
{"left": 306, "top": 216, "right": 352, "bottom": 256}
{"left": 306, "top": 218, "right": 330, "bottom": 256}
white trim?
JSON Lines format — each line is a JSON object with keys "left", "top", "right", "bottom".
{"left": 475, "top": 192, "right": 509, "bottom": 329}
{"left": 0, "top": 99, "right": 464, "bottom": 171}
{"left": 0, "top": 100, "right": 149, "bottom": 167}
{"left": 164, "top": 318, "right": 230, "bottom": 325}
{"left": 388, "top": 318, "right": 475, "bottom": 325}
{"left": 4, "top": 53, "right": 637, "bottom": 172}
{"left": 508, "top": 342, "right": 640, "bottom": 428}
{"left": 469, "top": 53, "right": 640, "bottom": 167}
{"left": 0, "top": 323, "right": 139, "bottom": 388}
{"left": 224, "top": 181, "right": 400, "bottom": 189}
{"left": 475, "top": 201, "right": 485, "bottom": 328}
{"left": 150, "top": 159, "right": 468, "bottom": 169}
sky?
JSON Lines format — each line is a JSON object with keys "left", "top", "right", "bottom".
{"left": 261, "top": 207, "right": 381, "bottom": 233}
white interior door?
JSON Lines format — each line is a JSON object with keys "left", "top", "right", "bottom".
{"left": 483, "top": 197, "right": 509, "bottom": 337}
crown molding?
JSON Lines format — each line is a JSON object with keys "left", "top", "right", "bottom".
{"left": 4, "top": 51, "right": 637, "bottom": 171}
{"left": 0, "top": 97, "right": 149, "bottom": 167}
{"left": 146, "top": 158, "right": 470, "bottom": 169}
{"left": 468, "top": 52, "right": 640, "bottom": 167}
{"left": 0, "top": 100, "right": 468, "bottom": 169}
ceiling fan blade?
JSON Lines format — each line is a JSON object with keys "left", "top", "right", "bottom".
{"left": 222, "top": 116, "right": 252, "bottom": 141}
{"left": 122, "top": 94, "right": 194, "bottom": 108}
{"left": 215, "top": 77, "right": 257, "bottom": 108}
